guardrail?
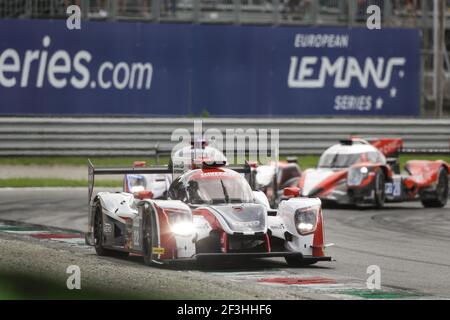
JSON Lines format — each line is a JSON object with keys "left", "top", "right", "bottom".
{"left": 0, "top": 117, "right": 449, "bottom": 157}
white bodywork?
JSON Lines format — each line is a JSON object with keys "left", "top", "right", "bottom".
{"left": 301, "top": 168, "right": 335, "bottom": 196}
{"left": 255, "top": 165, "right": 276, "bottom": 188}
{"left": 253, "top": 190, "right": 271, "bottom": 210}
{"left": 275, "top": 198, "right": 321, "bottom": 256}
{"left": 318, "top": 143, "right": 386, "bottom": 165}
{"left": 87, "top": 190, "right": 326, "bottom": 261}
{"left": 88, "top": 158, "right": 330, "bottom": 263}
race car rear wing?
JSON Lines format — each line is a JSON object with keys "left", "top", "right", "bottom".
{"left": 88, "top": 159, "right": 251, "bottom": 205}
{"left": 364, "top": 138, "right": 449, "bottom": 158}
{"left": 356, "top": 137, "right": 450, "bottom": 155}
{"left": 366, "top": 138, "right": 404, "bottom": 158}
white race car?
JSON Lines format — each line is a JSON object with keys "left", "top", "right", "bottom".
{"left": 86, "top": 160, "right": 332, "bottom": 266}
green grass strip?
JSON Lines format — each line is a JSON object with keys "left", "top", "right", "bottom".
{"left": 0, "top": 156, "right": 171, "bottom": 167}
{"left": 1, "top": 154, "right": 449, "bottom": 170}
{"left": 0, "top": 178, "right": 122, "bottom": 188}
{"left": 337, "top": 289, "right": 422, "bottom": 299}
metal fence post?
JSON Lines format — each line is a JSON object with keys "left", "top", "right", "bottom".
{"left": 433, "top": 0, "right": 445, "bottom": 118}
{"left": 272, "top": 0, "right": 280, "bottom": 25}
{"left": 193, "top": 0, "right": 200, "bottom": 22}
{"left": 108, "top": 0, "right": 118, "bottom": 20}
{"left": 420, "top": 0, "right": 429, "bottom": 30}
{"left": 81, "top": 0, "right": 89, "bottom": 21}
{"left": 233, "top": 0, "right": 241, "bottom": 25}
{"left": 310, "top": 0, "right": 319, "bottom": 25}
{"left": 24, "top": 0, "right": 32, "bottom": 18}
{"left": 152, "top": 0, "right": 160, "bottom": 22}
{"left": 348, "top": 0, "right": 356, "bottom": 27}
{"left": 383, "top": 0, "right": 392, "bottom": 26}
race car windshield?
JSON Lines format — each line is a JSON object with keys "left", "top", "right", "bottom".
{"left": 318, "top": 151, "right": 383, "bottom": 168}
{"left": 186, "top": 175, "right": 254, "bottom": 205}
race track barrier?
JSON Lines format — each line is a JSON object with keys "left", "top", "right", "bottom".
{"left": 0, "top": 117, "right": 449, "bottom": 157}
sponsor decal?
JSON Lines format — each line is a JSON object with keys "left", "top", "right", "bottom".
{"left": 269, "top": 223, "right": 285, "bottom": 230}
{"left": 133, "top": 230, "right": 140, "bottom": 246}
{"left": 0, "top": 21, "right": 419, "bottom": 116}
{"left": 200, "top": 171, "right": 232, "bottom": 177}
{"left": 232, "top": 221, "right": 260, "bottom": 228}
{"left": 287, "top": 29, "right": 419, "bottom": 115}
{"left": 152, "top": 247, "right": 165, "bottom": 255}
{"left": 385, "top": 178, "right": 401, "bottom": 197}
{"left": 0, "top": 35, "right": 153, "bottom": 91}
{"left": 103, "top": 223, "right": 112, "bottom": 234}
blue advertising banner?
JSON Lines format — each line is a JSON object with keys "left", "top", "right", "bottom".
{"left": 0, "top": 19, "right": 420, "bottom": 116}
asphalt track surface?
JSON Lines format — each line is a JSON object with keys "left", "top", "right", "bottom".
{"left": 0, "top": 188, "right": 449, "bottom": 299}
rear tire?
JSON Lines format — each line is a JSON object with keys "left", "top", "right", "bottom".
{"left": 421, "top": 168, "right": 448, "bottom": 208}
{"left": 93, "top": 202, "right": 129, "bottom": 258}
{"left": 285, "top": 256, "right": 317, "bottom": 267}
{"left": 373, "top": 170, "right": 386, "bottom": 209}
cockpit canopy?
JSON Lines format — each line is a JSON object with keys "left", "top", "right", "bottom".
{"left": 169, "top": 168, "right": 254, "bottom": 205}
{"left": 318, "top": 144, "right": 386, "bottom": 169}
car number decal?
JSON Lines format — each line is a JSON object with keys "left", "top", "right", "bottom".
{"left": 385, "top": 178, "right": 401, "bottom": 197}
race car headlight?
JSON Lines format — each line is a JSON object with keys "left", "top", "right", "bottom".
{"left": 170, "top": 222, "right": 195, "bottom": 236}
{"left": 347, "top": 167, "right": 368, "bottom": 186}
{"left": 294, "top": 206, "right": 319, "bottom": 235}
{"left": 165, "top": 209, "right": 194, "bottom": 236}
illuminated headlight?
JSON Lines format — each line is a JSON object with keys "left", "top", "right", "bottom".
{"left": 294, "top": 206, "right": 319, "bottom": 235}
{"left": 347, "top": 167, "right": 368, "bottom": 186}
{"left": 170, "top": 222, "right": 195, "bottom": 236}
{"left": 166, "top": 209, "right": 194, "bottom": 236}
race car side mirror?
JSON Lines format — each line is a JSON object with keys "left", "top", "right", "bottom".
{"left": 135, "top": 190, "right": 153, "bottom": 200}
{"left": 283, "top": 187, "right": 301, "bottom": 198}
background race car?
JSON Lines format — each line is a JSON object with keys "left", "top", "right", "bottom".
{"left": 124, "top": 161, "right": 172, "bottom": 199}
{"left": 253, "top": 158, "right": 302, "bottom": 208}
{"left": 294, "top": 138, "right": 449, "bottom": 208}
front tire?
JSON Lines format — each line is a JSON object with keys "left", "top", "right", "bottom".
{"left": 93, "top": 202, "right": 129, "bottom": 258}
{"left": 421, "top": 168, "right": 448, "bottom": 208}
{"left": 373, "top": 169, "right": 386, "bottom": 209}
{"left": 142, "top": 209, "right": 156, "bottom": 266}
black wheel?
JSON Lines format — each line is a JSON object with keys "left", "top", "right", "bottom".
{"left": 421, "top": 168, "right": 449, "bottom": 208}
{"left": 373, "top": 169, "right": 386, "bottom": 209}
{"left": 142, "top": 209, "right": 156, "bottom": 266}
{"left": 285, "top": 256, "right": 317, "bottom": 267}
{"left": 93, "top": 202, "right": 129, "bottom": 258}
